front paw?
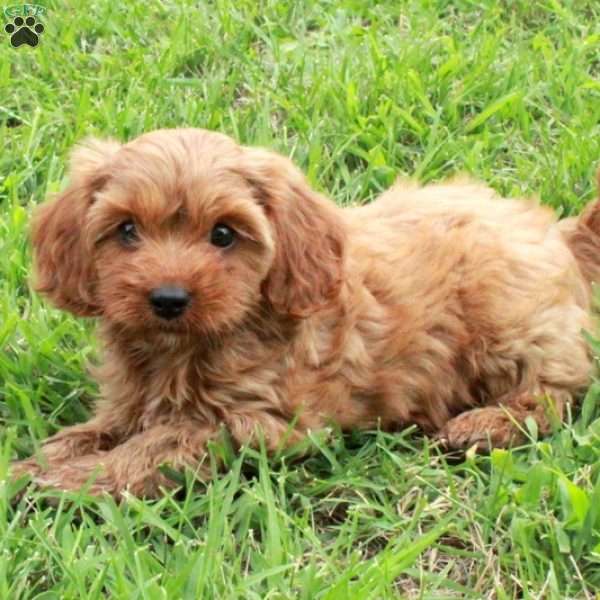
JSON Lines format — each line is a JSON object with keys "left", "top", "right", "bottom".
{"left": 436, "top": 407, "right": 524, "bottom": 451}
{"left": 11, "top": 456, "right": 45, "bottom": 481}
{"left": 13, "top": 455, "right": 116, "bottom": 496}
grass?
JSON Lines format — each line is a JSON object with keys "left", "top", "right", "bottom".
{"left": 1, "top": 0, "right": 600, "bottom": 597}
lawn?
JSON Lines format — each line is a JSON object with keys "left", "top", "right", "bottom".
{"left": 2, "top": 0, "right": 600, "bottom": 597}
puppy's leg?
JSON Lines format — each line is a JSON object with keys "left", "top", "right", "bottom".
{"left": 19, "top": 412, "right": 306, "bottom": 496}
{"left": 438, "top": 388, "right": 568, "bottom": 450}
{"left": 12, "top": 417, "right": 120, "bottom": 479}
{"left": 226, "top": 410, "right": 307, "bottom": 451}
{"left": 440, "top": 289, "right": 592, "bottom": 451}
{"left": 31, "top": 423, "right": 218, "bottom": 497}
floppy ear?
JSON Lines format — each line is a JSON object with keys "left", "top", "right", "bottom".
{"left": 32, "top": 138, "right": 120, "bottom": 316}
{"left": 237, "top": 147, "right": 346, "bottom": 318}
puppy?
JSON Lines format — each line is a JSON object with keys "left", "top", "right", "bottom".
{"left": 12, "top": 128, "right": 600, "bottom": 496}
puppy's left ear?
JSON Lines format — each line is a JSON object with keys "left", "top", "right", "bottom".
{"left": 237, "top": 147, "right": 346, "bottom": 318}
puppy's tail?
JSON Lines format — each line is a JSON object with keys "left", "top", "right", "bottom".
{"left": 564, "top": 170, "right": 600, "bottom": 286}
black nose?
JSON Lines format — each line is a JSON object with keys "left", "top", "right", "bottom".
{"left": 149, "top": 286, "right": 190, "bottom": 320}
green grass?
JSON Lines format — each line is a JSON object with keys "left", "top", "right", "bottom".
{"left": 2, "top": 0, "right": 600, "bottom": 597}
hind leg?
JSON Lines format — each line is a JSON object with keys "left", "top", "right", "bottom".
{"left": 437, "top": 306, "right": 588, "bottom": 451}
{"left": 443, "top": 253, "right": 595, "bottom": 450}
{"left": 437, "top": 388, "right": 568, "bottom": 450}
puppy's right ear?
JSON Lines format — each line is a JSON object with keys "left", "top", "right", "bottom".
{"left": 32, "top": 138, "right": 120, "bottom": 316}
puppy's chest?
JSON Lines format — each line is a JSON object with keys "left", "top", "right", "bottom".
{"left": 132, "top": 351, "right": 292, "bottom": 428}
{"left": 122, "top": 320, "right": 351, "bottom": 430}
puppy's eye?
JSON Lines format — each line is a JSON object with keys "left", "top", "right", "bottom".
{"left": 210, "top": 223, "right": 236, "bottom": 248}
{"left": 118, "top": 220, "right": 139, "bottom": 245}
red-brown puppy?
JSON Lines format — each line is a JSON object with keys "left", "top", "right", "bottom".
{"left": 13, "top": 128, "right": 600, "bottom": 496}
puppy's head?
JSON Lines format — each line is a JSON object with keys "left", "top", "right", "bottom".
{"left": 32, "top": 129, "right": 345, "bottom": 340}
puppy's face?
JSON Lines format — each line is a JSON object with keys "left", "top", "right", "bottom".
{"left": 87, "top": 133, "right": 275, "bottom": 338}
{"left": 32, "top": 129, "right": 345, "bottom": 343}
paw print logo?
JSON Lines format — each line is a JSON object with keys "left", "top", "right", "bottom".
{"left": 4, "top": 15, "right": 44, "bottom": 48}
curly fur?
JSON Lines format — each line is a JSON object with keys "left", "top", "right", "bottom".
{"left": 13, "top": 128, "right": 600, "bottom": 497}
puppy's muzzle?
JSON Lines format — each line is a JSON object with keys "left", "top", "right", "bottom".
{"left": 149, "top": 286, "right": 190, "bottom": 320}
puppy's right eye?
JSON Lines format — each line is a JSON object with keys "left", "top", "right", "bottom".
{"left": 118, "top": 220, "right": 139, "bottom": 246}
{"left": 210, "top": 223, "right": 236, "bottom": 248}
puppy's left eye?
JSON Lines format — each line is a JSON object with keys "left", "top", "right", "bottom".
{"left": 118, "top": 220, "right": 139, "bottom": 245}
{"left": 210, "top": 223, "right": 236, "bottom": 248}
